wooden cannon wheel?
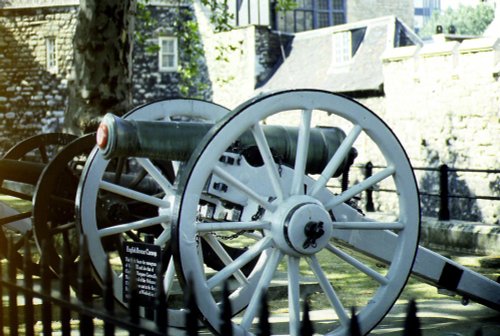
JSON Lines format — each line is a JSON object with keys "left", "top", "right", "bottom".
{"left": 32, "top": 133, "right": 96, "bottom": 285}
{"left": 76, "top": 98, "right": 228, "bottom": 324}
{"left": 172, "top": 90, "right": 421, "bottom": 335}
{"left": 0, "top": 133, "right": 77, "bottom": 274}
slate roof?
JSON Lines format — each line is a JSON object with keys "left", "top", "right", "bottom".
{"left": 258, "top": 16, "right": 422, "bottom": 94}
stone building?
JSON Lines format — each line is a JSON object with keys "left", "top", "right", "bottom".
{"left": 0, "top": 0, "right": 498, "bottom": 224}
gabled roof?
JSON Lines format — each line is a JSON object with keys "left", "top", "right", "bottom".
{"left": 258, "top": 16, "right": 422, "bottom": 94}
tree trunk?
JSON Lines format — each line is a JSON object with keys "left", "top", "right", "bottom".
{"left": 66, "top": 0, "right": 136, "bottom": 134}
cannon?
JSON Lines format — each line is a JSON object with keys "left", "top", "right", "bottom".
{"left": 76, "top": 90, "right": 500, "bottom": 335}
{"left": 0, "top": 132, "right": 95, "bottom": 282}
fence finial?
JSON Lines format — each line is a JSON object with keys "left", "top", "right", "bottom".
{"left": 257, "top": 289, "right": 271, "bottom": 336}
{"left": 403, "top": 299, "right": 421, "bottom": 336}
{"left": 349, "top": 306, "right": 362, "bottom": 336}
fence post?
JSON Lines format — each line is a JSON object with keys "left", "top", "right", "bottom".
{"left": 300, "top": 299, "right": 314, "bottom": 336}
{"left": 364, "top": 162, "right": 375, "bottom": 212}
{"left": 155, "top": 266, "right": 168, "bottom": 333}
{"left": 0, "top": 243, "right": 3, "bottom": 336}
{"left": 349, "top": 307, "right": 361, "bottom": 336}
{"left": 438, "top": 164, "right": 450, "bottom": 220}
{"left": 59, "top": 244, "right": 71, "bottom": 336}
{"left": 78, "top": 235, "right": 94, "bottom": 335}
{"left": 185, "top": 277, "right": 198, "bottom": 336}
{"left": 403, "top": 299, "right": 421, "bottom": 336}
{"left": 8, "top": 236, "right": 19, "bottom": 336}
{"left": 41, "top": 240, "right": 52, "bottom": 336}
{"left": 128, "top": 261, "right": 140, "bottom": 336}
{"left": 23, "top": 237, "right": 34, "bottom": 336}
{"left": 103, "top": 258, "right": 115, "bottom": 336}
{"left": 256, "top": 290, "right": 270, "bottom": 336}
{"left": 220, "top": 281, "right": 233, "bottom": 336}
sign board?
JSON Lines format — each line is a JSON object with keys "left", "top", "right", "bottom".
{"left": 123, "top": 241, "right": 162, "bottom": 305}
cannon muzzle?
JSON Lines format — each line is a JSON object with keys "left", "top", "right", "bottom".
{"left": 97, "top": 113, "right": 354, "bottom": 176}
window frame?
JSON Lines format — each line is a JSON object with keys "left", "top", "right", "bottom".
{"left": 45, "top": 36, "right": 58, "bottom": 74}
{"left": 332, "top": 30, "right": 352, "bottom": 65}
{"left": 158, "top": 36, "right": 178, "bottom": 72}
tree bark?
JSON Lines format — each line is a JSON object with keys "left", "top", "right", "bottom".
{"left": 66, "top": 0, "right": 136, "bottom": 134}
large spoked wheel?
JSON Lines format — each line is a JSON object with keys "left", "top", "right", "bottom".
{"left": 0, "top": 133, "right": 77, "bottom": 273}
{"left": 33, "top": 134, "right": 96, "bottom": 284}
{"left": 77, "top": 99, "right": 228, "bottom": 320}
{"left": 173, "top": 90, "right": 420, "bottom": 335}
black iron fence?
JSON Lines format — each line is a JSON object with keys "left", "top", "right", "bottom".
{"left": 360, "top": 162, "right": 500, "bottom": 221}
{"left": 0, "top": 234, "right": 430, "bottom": 336}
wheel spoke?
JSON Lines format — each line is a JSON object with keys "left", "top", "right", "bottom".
{"left": 203, "top": 234, "right": 248, "bottom": 285}
{"left": 163, "top": 256, "right": 176, "bottom": 297}
{"left": 0, "top": 212, "right": 32, "bottom": 226}
{"left": 288, "top": 256, "right": 301, "bottom": 336}
{"left": 326, "top": 244, "right": 389, "bottom": 285}
{"left": 241, "top": 248, "right": 283, "bottom": 329}
{"left": 251, "top": 123, "right": 286, "bottom": 200}
{"left": 207, "top": 236, "right": 273, "bottom": 289}
{"left": 325, "top": 165, "right": 396, "bottom": 209}
{"left": 213, "top": 166, "right": 276, "bottom": 211}
{"left": 311, "top": 125, "right": 362, "bottom": 197}
{"left": 99, "top": 180, "right": 167, "bottom": 208}
{"left": 154, "top": 225, "right": 171, "bottom": 246}
{"left": 136, "top": 158, "right": 175, "bottom": 195}
{"left": 306, "top": 255, "right": 350, "bottom": 326}
{"left": 97, "top": 215, "right": 170, "bottom": 237}
{"left": 291, "top": 109, "right": 312, "bottom": 196}
{"left": 196, "top": 221, "right": 270, "bottom": 232}
{"left": 330, "top": 221, "right": 404, "bottom": 230}
{"left": 38, "top": 144, "right": 49, "bottom": 163}
{"left": 50, "top": 221, "right": 77, "bottom": 234}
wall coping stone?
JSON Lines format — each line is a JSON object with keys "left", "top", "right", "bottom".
{"left": 419, "top": 41, "right": 460, "bottom": 58}
{"left": 458, "top": 37, "right": 500, "bottom": 54}
{"left": 381, "top": 45, "right": 420, "bottom": 62}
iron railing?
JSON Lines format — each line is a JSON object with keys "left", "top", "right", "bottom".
{"left": 0, "top": 233, "right": 429, "bottom": 336}
{"left": 360, "top": 162, "right": 500, "bottom": 221}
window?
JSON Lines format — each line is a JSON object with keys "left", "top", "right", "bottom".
{"left": 332, "top": 31, "right": 351, "bottom": 64}
{"left": 274, "top": 0, "right": 346, "bottom": 33}
{"left": 46, "top": 37, "right": 57, "bottom": 74}
{"left": 332, "top": 28, "right": 366, "bottom": 65}
{"left": 159, "top": 37, "right": 178, "bottom": 72}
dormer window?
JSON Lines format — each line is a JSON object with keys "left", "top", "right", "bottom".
{"left": 332, "top": 27, "right": 366, "bottom": 65}
{"left": 332, "top": 31, "right": 351, "bottom": 64}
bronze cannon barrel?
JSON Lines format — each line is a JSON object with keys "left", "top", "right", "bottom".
{"left": 97, "top": 113, "right": 353, "bottom": 176}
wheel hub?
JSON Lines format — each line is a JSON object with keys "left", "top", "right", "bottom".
{"left": 268, "top": 196, "right": 332, "bottom": 256}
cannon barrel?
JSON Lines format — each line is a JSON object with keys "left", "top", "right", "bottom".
{"left": 97, "top": 113, "right": 353, "bottom": 176}
{"left": 0, "top": 159, "right": 46, "bottom": 185}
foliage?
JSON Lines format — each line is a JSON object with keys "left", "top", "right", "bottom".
{"left": 419, "top": 3, "right": 494, "bottom": 39}
{"left": 275, "top": 0, "right": 298, "bottom": 12}
{"left": 200, "top": 0, "right": 234, "bottom": 32}
{"left": 175, "top": 8, "right": 209, "bottom": 98}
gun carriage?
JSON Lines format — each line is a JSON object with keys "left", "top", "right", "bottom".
{"left": 1, "top": 89, "right": 498, "bottom": 335}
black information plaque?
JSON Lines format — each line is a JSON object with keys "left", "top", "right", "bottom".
{"left": 123, "top": 241, "right": 162, "bottom": 305}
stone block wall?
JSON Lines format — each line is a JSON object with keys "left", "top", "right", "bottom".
{"left": 381, "top": 37, "right": 500, "bottom": 224}
{"left": 0, "top": 6, "right": 77, "bottom": 154}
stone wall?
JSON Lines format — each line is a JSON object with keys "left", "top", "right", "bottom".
{"left": 380, "top": 37, "right": 500, "bottom": 224}
{"left": 0, "top": 6, "right": 77, "bottom": 153}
